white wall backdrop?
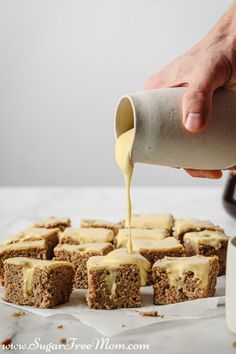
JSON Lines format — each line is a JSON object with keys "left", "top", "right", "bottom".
{"left": 0, "top": 0, "right": 233, "bottom": 186}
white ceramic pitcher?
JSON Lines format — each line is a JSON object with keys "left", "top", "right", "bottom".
{"left": 115, "top": 87, "right": 236, "bottom": 170}
{"left": 226, "top": 237, "right": 236, "bottom": 334}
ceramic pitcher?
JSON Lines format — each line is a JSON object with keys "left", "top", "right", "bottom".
{"left": 115, "top": 87, "right": 236, "bottom": 170}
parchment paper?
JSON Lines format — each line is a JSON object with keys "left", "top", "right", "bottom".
{"left": 0, "top": 276, "right": 225, "bottom": 336}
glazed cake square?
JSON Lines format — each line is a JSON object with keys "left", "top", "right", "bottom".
{"left": 30, "top": 217, "right": 71, "bottom": 231}
{"left": 0, "top": 240, "right": 50, "bottom": 284}
{"left": 173, "top": 217, "right": 223, "bottom": 243}
{"left": 132, "top": 237, "right": 185, "bottom": 266}
{"left": 81, "top": 218, "right": 124, "bottom": 236}
{"left": 152, "top": 255, "right": 219, "bottom": 305}
{"left": 86, "top": 248, "right": 151, "bottom": 309}
{"left": 59, "top": 227, "right": 114, "bottom": 245}
{"left": 125, "top": 213, "right": 174, "bottom": 234}
{"left": 116, "top": 228, "right": 169, "bottom": 248}
{"left": 183, "top": 230, "right": 229, "bottom": 275}
{"left": 53, "top": 242, "right": 113, "bottom": 288}
{"left": 3, "top": 257, "right": 74, "bottom": 308}
{"left": 4, "top": 228, "right": 59, "bottom": 259}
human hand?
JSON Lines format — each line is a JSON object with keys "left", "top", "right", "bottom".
{"left": 145, "top": 4, "right": 236, "bottom": 179}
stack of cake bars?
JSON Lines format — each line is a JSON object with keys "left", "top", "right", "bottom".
{"left": 0, "top": 214, "right": 229, "bottom": 309}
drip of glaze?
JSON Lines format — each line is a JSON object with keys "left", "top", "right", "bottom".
{"left": 115, "top": 128, "right": 134, "bottom": 254}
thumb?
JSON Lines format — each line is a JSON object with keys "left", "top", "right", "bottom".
{"left": 182, "top": 86, "right": 213, "bottom": 133}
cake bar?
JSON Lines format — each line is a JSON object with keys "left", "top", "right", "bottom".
{"left": 152, "top": 255, "right": 219, "bottom": 305}
{"left": 3, "top": 257, "right": 74, "bottom": 308}
{"left": 53, "top": 242, "right": 113, "bottom": 288}
{"left": 173, "top": 217, "right": 223, "bottom": 243}
{"left": 81, "top": 218, "right": 124, "bottom": 236}
{"left": 183, "top": 230, "right": 229, "bottom": 275}
{"left": 116, "top": 228, "right": 169, "bottom": 248}
{"left": 59, "top": 227, "right": 114, "bottom": 245}
{"left": 0, "top": 241, "right": 50, "bottom": 284}
{"left": 30, "top": 217, "right": 71, "bottom": 231}
{"left": 86, "top": 248, "right": 151, "bottom": 309}
{"left": 132, "top": 237, "right": 185, "bottom": 265}
{"left": 4, "top": 228, "right": 59, "bottom": 259}
{"left": 125, "top": 213, "right": 174, "bottom": 234}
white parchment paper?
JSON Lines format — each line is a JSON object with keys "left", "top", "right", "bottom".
{"left": 0, "top": 276, "right": 225, "bottom": 337}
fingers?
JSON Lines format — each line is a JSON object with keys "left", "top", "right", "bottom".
{"left": 144, "top": 68, "right": 188, "bottom": 90}
{"left": 145, "top": 53, "right": 229, "bottom": 138}
{"left": 184, "top": 166, "right": 236, "bottom": 178}
{"left": 182, "top": 88, "right": 213, "bottom": 133}
{"left": 181, "top": 57, "right": 229, "bottom": 133}
{"left": 185, "top": 169, "right": 222, "bottom": 179}
{"left": 145, "top": 69, "right": 214, "bottom": 133}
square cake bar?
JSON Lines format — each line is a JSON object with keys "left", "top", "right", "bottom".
{"left": 132, "top": 237, "right": 185, "bottom": 266}
{"left": 80, "top": 218, "right": 124, "bottom": 236}
{"left": 125, "top": 213, "right": 174, "bottom": 234}
{"left": 59, "top": 227, "right": 114, "bottom": 245}
{"left": 30, "top": 217, "right": 71, "bottom": 231}
{"left": 173, "top": 217, "right": 223, "bottom": 243}
{"left": 86, "top": 248, "right": 151, "bottom": 309}
{"left": 152, "top": 255, "right": 219, "bottom": 305}
{"left": 116, "top": 228, "right": 169, "bottom": 248}
{"left": 4, "top": 228, "right": 59, "bottom": 259}
{"left": 183, "top": 230, "right": 229, "bottom": 275}
{"left": 53, "top": 242, "right": 113, "bottom": 288}
{"left": 3, "top": 257, "right": 74, "bottom": 308}
{"left": 0, "top": 240, "right": 50, "bottom": 284}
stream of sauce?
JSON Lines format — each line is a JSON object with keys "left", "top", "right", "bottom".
{"left": 115, "top": 128, "right": 134, "bottom": 253}
{"left": 115, "top": 127, "right": 211, "bottom": 288}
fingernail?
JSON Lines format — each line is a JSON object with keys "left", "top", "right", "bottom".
{"left": 185, "top": 113, "right": 205, "bottom": 132}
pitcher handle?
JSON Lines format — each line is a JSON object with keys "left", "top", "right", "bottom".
{"left": 223, "top": 171, "right": 236, "bottom": 218}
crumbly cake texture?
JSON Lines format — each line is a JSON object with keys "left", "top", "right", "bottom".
{"left": 53, "top": 243, "right": 113, "bottom": 288}
{"left": 4, "top": 228, "right": 59, "bottom": 259}
{"left": 3, "top": 257, "right": 74, "bottom": 308}
{"left": 59, "top": 227, "right": 114, "bottom": 245}
{"left": 116, "top": 228, "right": 169, "bottom": 248}
{"left": 152, "top": 255, "right": 219, "bottom": 305}
{"left": 87, "top": 264, "right": 142, "bottom": 309}
{"left": 183, "top": 230, "right": 229, "bottom": 276}
{"left": 173, "top": 217, "right": 223, "bottom": 243}
{"left": 0, "top": 241, "right": 50, "bottom": 284}
{"left": 86, "top": 249, "right": 151, "bottom": 309}
{"left": 125, "top": 213, "right": 174, "bottom": 234}
{"left": 80, "top": 219, "right": 124, "bottom": 236}
{"left": 30, "top": 217, "right": 71, "bottom": 231}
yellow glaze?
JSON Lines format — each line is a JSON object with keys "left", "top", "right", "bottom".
{"left": 174, "top": 217, "right": 222, "bottom": 237}
{"left": 154, "top": 255, "right": 215, "bottom": 288}
{"left": 5, "top": 257, "right": 73, "bottom": 296}
{"left": 55, "top": 242, "right": 112, "bottom": 253}
{"left": 31, "top": 217, "right": 70, "bottom": 228}
{"left": 0, "top": 240, "right": 46, "bottom": 252}
{"left": 132, "top": 237, "right": 183, "bottom": 251}
{"left": 115, "top": 128, "right": 134, "bottom": 253}
{"left": 59, "top": 227, "right": 114, "bottom": 243}
{"left": 126, "top": 213, "right": 174, "bottom": 230}
{"left": 4, "top": 227, "right": 58, "bottom": 245}
{"left": 87, "top": 248, "right": 151, "bottom": 287}
{"left": 116, "top": 228, "right": 168, "bottom": 248}
{"left": 184, "top": 230, "right": 229, "bottom": 250}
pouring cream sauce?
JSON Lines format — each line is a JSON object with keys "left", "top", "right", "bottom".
{"left": 115, "top": 128, "right": 134, "bottom": 253}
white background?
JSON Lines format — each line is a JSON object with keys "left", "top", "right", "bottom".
{"left": 0, "top": 0, "right": 233, "bottom": 186}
